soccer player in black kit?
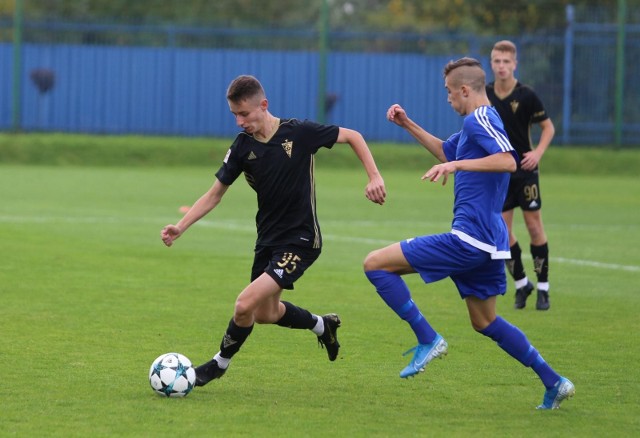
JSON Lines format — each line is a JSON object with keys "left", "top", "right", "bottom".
{"left": 486, "top": 40, "right": 556, "bottom": 311}
{"left": 161, "top": 75, "right": 386, "bottom": 386}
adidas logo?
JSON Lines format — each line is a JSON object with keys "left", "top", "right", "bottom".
{"left": 248, "top": 151, "right": 257, "bottom": 160}
{"left": 273, "top": 268, "right": 284, "bottom": 278}
{"left": 222, "top": 334, "right": 237, "bottom": 348}
{"left": 529, "top": 200, "right": 539, "bottom": 208}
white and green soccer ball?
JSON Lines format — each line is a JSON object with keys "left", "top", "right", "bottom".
{"left": 149, "top": 352, "right": 196, "bottom": 397}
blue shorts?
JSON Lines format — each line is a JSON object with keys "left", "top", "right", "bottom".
{"left": 400, "top": 233, "right": 507, "bottom": 300}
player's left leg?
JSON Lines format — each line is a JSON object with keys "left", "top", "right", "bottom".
{"left": 522, "top": 209, "right": 550, "bottom": 310}
{"left": 259, "top": 246, "right": 341, "bottom": 361}
{"left": 467, "top": 296, "right": 574, "bottom": 408}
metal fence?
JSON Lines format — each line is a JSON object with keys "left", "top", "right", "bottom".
{"left": 1, "top": 9, "right": 638, "bottom": 146}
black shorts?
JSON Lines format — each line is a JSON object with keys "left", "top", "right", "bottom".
{"left": 251, "top": 245, "right": 321, "bottom": 290}
{"left": 502, "top": 170, "right": 542, "bottom": 212}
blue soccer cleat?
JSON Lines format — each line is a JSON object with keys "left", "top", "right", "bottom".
{"left": 536, "top": 377, "right": 575, "bottom": 409}
{"left": 400, "top": 334, "right": 448, "bottom": 378}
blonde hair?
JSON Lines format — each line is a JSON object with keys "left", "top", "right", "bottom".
{"left": 492, "top": 40, "right": 517, "bottom": 58}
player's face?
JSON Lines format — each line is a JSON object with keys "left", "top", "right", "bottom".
{"left": 445, "top": 77, "right": 467, "bottom": 116}
{"left": 228, "top": 95, "right": 267, "bottom": 134}
{"left": 490, "top": 50, "right": 517, "bottom": 80}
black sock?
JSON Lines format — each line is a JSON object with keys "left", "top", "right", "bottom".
{"left": 531, "top": 242, "right": 549, "bottom": 283}
{"left": 506, "top": 242, "right": 526, "bottom": 280}
{"left": 219, "top": 318, "right": 254, "bottom": 359}
{"left": 275, "top": 301, "right": 317, "bottom": 330}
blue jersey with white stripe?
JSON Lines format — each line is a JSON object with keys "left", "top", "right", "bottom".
{"left": 442, "top": 105, "right": 518, "bottom": 259}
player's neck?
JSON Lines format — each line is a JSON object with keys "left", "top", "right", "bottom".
{"left": 254, "top": 115, "right": 280, "bottom": 142}
{"left": 494, "top": 77, "right": 517, "bottom": 98}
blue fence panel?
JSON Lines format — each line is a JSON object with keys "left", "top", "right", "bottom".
{"left": 0, "top": 44, "right": 11, "bottom": 130}
{"left": 4, "top": 38, "right": 636, "bottom": 145}
{"left": 8, "top": 43, "right": 463, "bottom": 141}
{"left": 329, "top": 52, "right": 461, "bottom": 142}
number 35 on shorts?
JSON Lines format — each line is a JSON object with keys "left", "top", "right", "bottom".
{"left": 277, "top": 252, "right": 301, "bottom": 274}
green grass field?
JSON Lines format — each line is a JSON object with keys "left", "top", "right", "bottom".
{"left": 1, "top": 135, "right": 639, "bottom": 437}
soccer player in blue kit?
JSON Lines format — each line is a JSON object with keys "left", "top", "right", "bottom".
{"left": 363, "top": 58, "right": 574, "bottom": 409}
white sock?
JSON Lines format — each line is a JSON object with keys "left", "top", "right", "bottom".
{"left": 537, "top": 282, "right": 550, "bottom": 292}
{"left": 311, "top": 315, "right": 324, "bottom": 336}
{"left": 515, "top": 277, "right": 529, "bottom": 289}
{"left": 214, "top": 352, "right": 230, "bottom": 369}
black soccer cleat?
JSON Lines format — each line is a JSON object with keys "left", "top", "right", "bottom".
{"left": 317, "top": 313, "right": 341, "bottom": 361}
{"left": 514, "top": 281, "right": 534, "bottom": 309}
{"left": 194, "top": 358, "right": 227, "bottom": 387}
{"left": 536, "top": 289, "right": 550, "bottom": 311}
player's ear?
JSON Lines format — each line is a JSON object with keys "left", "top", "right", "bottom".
{"left": 260, "top": 98, "right": 268, "bottom": 110}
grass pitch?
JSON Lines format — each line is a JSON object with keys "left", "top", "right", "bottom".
{"left": 1, "top": 159, "right": 639, "bottom": 437}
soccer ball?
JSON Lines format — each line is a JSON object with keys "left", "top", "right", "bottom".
{"left": 149, "top": 352, "right": 196, "bottom": 397}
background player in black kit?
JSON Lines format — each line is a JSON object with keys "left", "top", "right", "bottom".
{"left": 486, "top": 40, "right": 556, "bottom": 311}
{"left": 161, "top": 75, "right": 387, "bottom": 386}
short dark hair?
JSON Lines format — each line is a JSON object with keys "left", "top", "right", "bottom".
{"left": 226, "top": 75, "right": 265, "bottom": 103}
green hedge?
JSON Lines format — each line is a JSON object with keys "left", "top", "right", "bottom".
{"left": 1, "top": 132, "right": 638, "bottom": 175}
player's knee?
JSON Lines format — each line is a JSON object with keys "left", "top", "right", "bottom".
{"left": 233, "top": 297, "right": 255, "bottom": 321}
{"left": 363, "top": 249, "right": 383, "bottom": 272}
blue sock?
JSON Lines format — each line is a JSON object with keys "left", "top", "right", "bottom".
{"left": 480, "top": 316, "right": 560, "bottom": 388}
{"left": 365, "top": 270, "right": 436, "bottom": 344}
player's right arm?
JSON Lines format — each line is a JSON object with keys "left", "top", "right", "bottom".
{"left": 386, "top": 104, "right": 447, "bottom": 163}
{"left": 161, "top": 179, "right": 230, "bottom": 247}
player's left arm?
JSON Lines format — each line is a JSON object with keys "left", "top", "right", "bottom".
{"left": 336, "top": 127, "right": 386, "bottom": 205}
{"left": 424, "top": 151, "right": 516, "bottom": 185}
{"left": 522, "top": 118, "right": 555, "bottom": 171}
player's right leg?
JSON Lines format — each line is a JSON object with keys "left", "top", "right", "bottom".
{"left": 364, "top": 238, "right": 451, "bottom": 378}
{"left": 196, "top": 274, "right": 280, "bottom": 387}
{"left": 503, "top": 209, "right": 534, "bottom": 309}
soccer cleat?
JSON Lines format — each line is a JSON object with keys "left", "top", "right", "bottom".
{"left": 537, "top": 377, "right": 575, "bottom": 409}
{"left": 194, "top": 358, "right": 227, "bottom": 387}
{"left": 536, "top": 289, "right": 550, "bottom": 311}
{"left": 317, "top": 313, "right": 341, "bottom": 361}
{"left": 399, "top": 334, "right": 448, "bottom": 378}
{"left": 514, "top": 281, "right": 534, "bottom": 309}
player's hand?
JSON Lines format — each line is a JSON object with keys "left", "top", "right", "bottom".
{"left": 161, "top": 224, "right": 182, "bottom": 247}
{"left": 386, "top": 104, "right": 410, "bottom": 127}
{"left": 422, "top": 162, "right": 456, "bottom": 185}
{"left": 365, "top": 175, "right": 387, "bottom": 205}
{"left": 520, "top": 150, "right": 541, "bottom": 171}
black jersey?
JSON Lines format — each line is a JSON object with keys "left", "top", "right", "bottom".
{"left": 215, "top": 118, "right": 339, "bottom": 249}
{"left": 486, "top": 82, "right": 548, "bottom": 166}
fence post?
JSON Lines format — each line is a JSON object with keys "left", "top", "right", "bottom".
{"left": 12, "top": 0, "right": 24, "bottom": 131}
{"left": 317, "top": 0, "right": 329, "bottom": 124}
{"left": 615, "top": 0, "right": 627, "bottom": 147}
{"left": 562, "top": 5, "right": 574, "bottom": 145}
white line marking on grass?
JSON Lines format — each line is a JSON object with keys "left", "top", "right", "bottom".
{"left": 2, "top": 214, "right": 639, "bottom": 273}
{"left": 552, "top": 257, "right": 640, "bottom": 272}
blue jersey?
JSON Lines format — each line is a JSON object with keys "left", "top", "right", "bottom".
{"left": 442, "top": 105, "right": 517, "bottom": 259}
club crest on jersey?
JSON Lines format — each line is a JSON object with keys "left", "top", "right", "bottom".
{"left": 510, "top": 100, "right": 519, "bottom": 114}
{"left": 282, "top": 139, "right": 293, "bottom": 158}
